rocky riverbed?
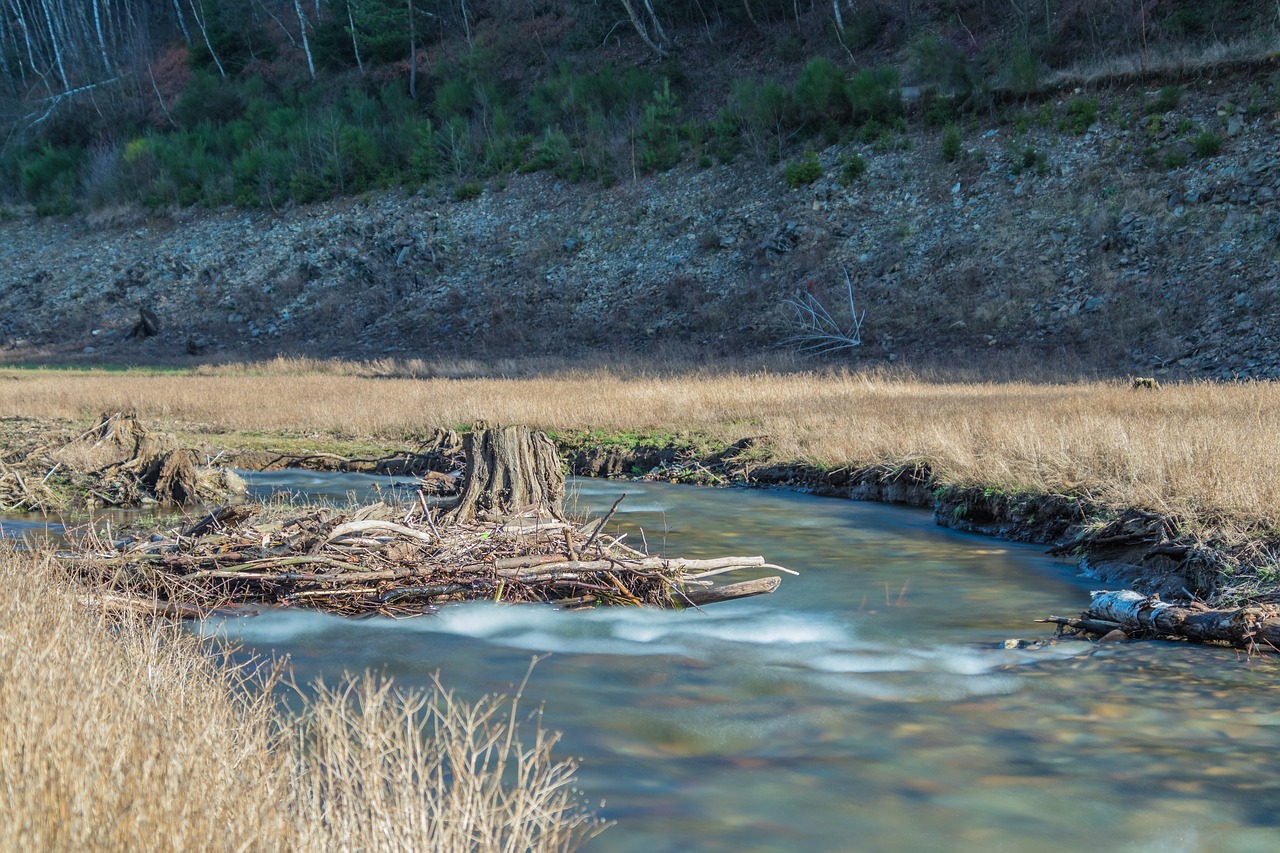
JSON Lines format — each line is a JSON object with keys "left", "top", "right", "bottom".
{"left": 2, "top": 73, "right": 1278, "bottom": 377}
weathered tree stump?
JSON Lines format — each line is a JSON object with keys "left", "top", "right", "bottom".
{"left": 127, "top": 307, "right": 160, "bottom": 339}
{"left": 442, "top": 424, "right": 565, "bottom": 524}
{"left": 54, "top": 411, "right": 245, "bottom": 507}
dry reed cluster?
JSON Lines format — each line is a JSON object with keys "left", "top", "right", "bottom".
{"left": 0, "top": 544, "right": 603, "bottom": 852}
{"left": 2, "top": 363, "right": 1278, "bottom": 531}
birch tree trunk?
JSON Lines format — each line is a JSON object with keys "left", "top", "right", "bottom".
{"left": 38, "top": 0, "right": 71, "bottom": 89}
{"left": 458, "top": 0, "right": 472, "bottom": 48}
{"left": 347, "top": 0, "right": 363, "bottom": 73}
{"left": 618, "top": 0, "right": 668, "bottom": 56}
{"left": 92, "top": 0, "right": 111, "bottom": 71}
{"left": 1045, "top": 590, "right": 1280, "bottom": 651}
{"left": 0, "top": 15, "right": 17, "bottom": 84}
{"left": 408, "top": 0, "right": 416, "bottom": 98}
{"left": 293, "top": 0, "right": 315, "bottom": 79}
{"left": 171, "top": 0, "right": 192, "bottom": 43}
{"left": 189, "top": 0, "right": 225, "bottom": 76}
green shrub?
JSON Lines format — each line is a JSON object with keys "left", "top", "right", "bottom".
{"left": 1005, "top": 46, "right": 1042, "bottom": 94}
{"left": 940, "top": 125, "right": 962, "bottom": 162}
{"left": 921, "top": 92, "right": 956, "bottom": 129}
{"left": 410, "top": 120, "right": 441, "bottom": 181}
{"left": 1062, "top": 97, "right": 1097, "bottom": 135}
{"left": 1246, "top": 83, "right": 1266, "bottom": 117}
{"left": 1163, "top": 149, "right": 1187, "bottom": 170}
{"left": 1193, "top": 131, "right": 1222, "bottom": 157}
{"left": 729, "top": 78, "right": 794, "bottom": 161}
{"left": 777, "top": 34, "right": 805, "bottom": 63}
{"left": 709, "top": 110, "right": 741, "bottom": 163}
{"left": 434, "top": 74, "right": 475, "bottom": 121}
{"left": 1009, "top": 144, "right": 1047, "bottom": 176}
{"left": 453, "top": 182, "right": 483, "bottom": 201}
{"left": 289, "top": 169, "right": 328, "bottom": 204}
{"left": 1149, "top": 86, "right": 1183, "bottom": 114}
{"left": 638, "top": 79, "right": 682, "bottom": 173}
{"left": 19, "top": 145, "right": 82, "bottom": 203}
{"left": 520, "top": 127, "right": 572, "bottom": 175}
{"left": 846, "top": 66, "right": 902, "bottom": 126}
{"left": 794, "top": 57, "right": 851, "bottom": 131}
{"left": 839, "top": 152, "right": 867, "bottom": 185}
{"left": 782, "top": 150, "right": 822, "bottom": 187}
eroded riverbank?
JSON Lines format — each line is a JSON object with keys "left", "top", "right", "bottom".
{"left": 4, "top": 405, "right": 1277, "bottom": 615}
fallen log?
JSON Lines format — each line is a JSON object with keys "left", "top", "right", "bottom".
{"left": 676, "top": 576, "right": 781, "bottom": 607}
{"left": 1046, "top": 590, "right": 1280, "bottom": 651}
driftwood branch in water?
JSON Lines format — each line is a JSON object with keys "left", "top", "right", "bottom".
{"left": 676, "top": 576, "right": 781, "bottom": 607}
{"left": 1048, "top": 590, "right": 1280, "bottom": 651}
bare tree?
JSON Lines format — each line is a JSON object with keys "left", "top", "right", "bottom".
{"left": 293, "top": 0, "right": 315, "bottom": 79}
{"left": 91, "top": 0, "right": 111, "bottom": 71}
{"left": 346, "top": 0, "right": 363, "bottom": 73}
{"left": 37, "top": 0, "right": 72, "bottom": 90}
{"left": 408, "top": 0, "right": 416, "bottom": 98}
{"left": 170, "top": 0, "right": 192, "bottom": 43}
{"left": 187, "top": 0, "right": 226, "bottom": 76}
{"left": 619, "top": 0, "right": 669, "bottom": 56}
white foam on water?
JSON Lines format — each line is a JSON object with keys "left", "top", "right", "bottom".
{"left": 808, "top": 652, "right": 936, "bottom": 674}
{"left": 201, "top": 608, "right": 338, "bottom": 643}
{"left": 609, "top": 610, "right": 846, "bottom": 647}
{"left": 209, "top": 599, "right": 1080, "bottom": 694}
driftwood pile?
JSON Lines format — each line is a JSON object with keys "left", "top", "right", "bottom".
{"left": 64, "top": 497, "right": 793, "bottom": 617}
{"left": 1, "top": 411, "right": 244, "bottom": 512}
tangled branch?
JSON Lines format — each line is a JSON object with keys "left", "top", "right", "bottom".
{"left": 781, "top": 268, "right": 865, "bottom": 354}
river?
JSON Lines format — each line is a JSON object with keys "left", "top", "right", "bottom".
{"left": 7, "top": 472, "right": 1280, "bottom": 851}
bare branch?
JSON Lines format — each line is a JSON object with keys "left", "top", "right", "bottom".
{"left": 779, "top": 268, "right": 866, "bottom": 354}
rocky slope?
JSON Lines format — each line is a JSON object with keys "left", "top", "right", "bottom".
{"left": 2, "top": 73, "right": 1278, "bottom": 377}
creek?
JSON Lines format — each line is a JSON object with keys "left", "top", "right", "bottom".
{"left": 7, "top": 471, "right": 1280, "bottom": 851}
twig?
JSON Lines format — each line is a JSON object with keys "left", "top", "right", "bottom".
{"left": 581, "top": 493, "right": 625, "bottom": 556}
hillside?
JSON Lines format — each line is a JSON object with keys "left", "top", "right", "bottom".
{"left": 1, "top": 2, "right": 1279, "bottom": 376}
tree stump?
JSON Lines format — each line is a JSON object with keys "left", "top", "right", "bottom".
{"left": 442, "top": 425, "right": 565, "bottom": 524}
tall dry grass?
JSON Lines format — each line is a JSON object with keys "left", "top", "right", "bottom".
{"left": 2, "top": 364, "right": 1279, "bottom": 529}
{"left": 0, "top": 544, "right": 603, "bottom": 852}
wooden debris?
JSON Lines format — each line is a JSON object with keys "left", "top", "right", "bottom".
{"left": 1042, "top": 589, "right": 1280, "bottom": 652}
{"left": 2, "top": 411, "right": 246, "bottom": 511}
{"left": 61, "top": 497, "right": 793, "bottom": 617}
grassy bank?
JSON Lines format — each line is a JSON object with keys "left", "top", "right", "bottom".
{"left": 0, "top": 544, "right": 602, "bottom": 850}
{"left": 2, "top": 362, "right": 1278, "bottom": 535}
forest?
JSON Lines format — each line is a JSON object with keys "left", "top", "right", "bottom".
{"left": 1, "top": 1, "right": 1272, "bottom": 212}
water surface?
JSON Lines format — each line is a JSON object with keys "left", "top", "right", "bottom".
{"left": 216, "top": 474, "right": 1280, "bottom": 853}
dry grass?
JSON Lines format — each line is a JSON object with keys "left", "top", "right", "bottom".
{"left": 2, "top": 362, "right": 1279, "bottom": 530}
{"left": 1044, "top": 31, "right": 1280, "bottom": 86}
{"left": 0, "top": 543, "right": 603, "bottom": 852}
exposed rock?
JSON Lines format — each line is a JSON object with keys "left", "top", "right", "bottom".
{"left": 0, "top": 80, "right": 1277, "bottom": 376}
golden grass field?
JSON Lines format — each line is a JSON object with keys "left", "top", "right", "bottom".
{"left": 0, "top": 543, "right": 603, "bottom": 851}
{"left": 1, "top": 360, "right": 1278, "bottom": 532}
{"left": 3, "top": 360, "right": 1278, "bottom": 847}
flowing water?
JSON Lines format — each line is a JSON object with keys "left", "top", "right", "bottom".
{"left": 8, "top": 472, "right": 1280, "bottom": 851}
